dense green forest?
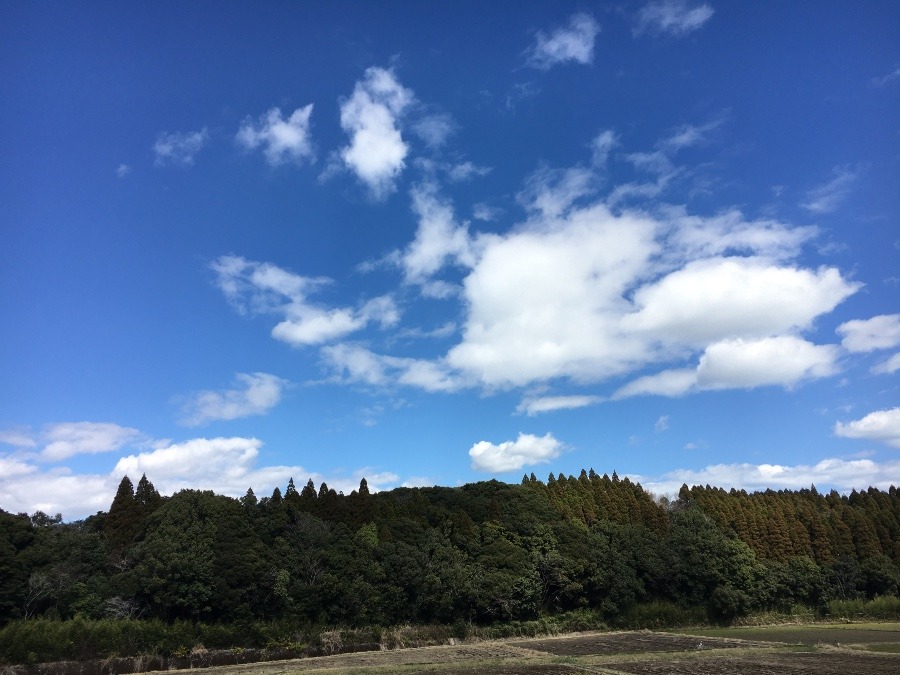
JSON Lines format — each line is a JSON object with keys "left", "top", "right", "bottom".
{"left": 2, "top": 471, "right": 900, "bottom": 660}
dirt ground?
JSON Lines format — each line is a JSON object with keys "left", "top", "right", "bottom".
{"left": 126, "top": 624, "right": 900, "bottom": 675}
{"left": 602, "top": 650, "right": 900, "bottom": 675}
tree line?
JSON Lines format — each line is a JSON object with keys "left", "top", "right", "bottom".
{"left": 2, "top": 471, "right": 899, "bottom": 633}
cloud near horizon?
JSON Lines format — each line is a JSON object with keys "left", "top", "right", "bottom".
{"left": 469, "top": 432, "right": 564, "bottom": 472}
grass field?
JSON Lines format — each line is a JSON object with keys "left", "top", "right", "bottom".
{"left": 130, "top": 623, "right": 900, "bottom": 674}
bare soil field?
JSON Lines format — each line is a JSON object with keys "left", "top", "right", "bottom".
{"left": 513, "top": 631, "right": 773, "bottom": 656}
{"left": 18, "top": 624, "right": 896, "bottom": 675}
{"left": 602, "top": 649, "right": 900, "bottom": 675}
{"left": 676, "top": 622, "right": 900, "bottom": 646}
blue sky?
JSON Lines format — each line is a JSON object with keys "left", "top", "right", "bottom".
{"left": 1, "top": 1, "right": 898, "bottom": 520}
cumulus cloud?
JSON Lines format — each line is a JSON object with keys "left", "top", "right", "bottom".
{"left": 154, "top": 128, "right": 208, "bottom": 166}
{"left": 41, "top": 422, "right": 144, "bottom": 461}
{"left": 622, "top": 259, "right": 856, "bottom": 346}
{"left": 614, "top": 336, "right": 840, "bottom": 398}
{"left": 179, "top": 373, "right": 288, "bottom": 426}
{"left": 339, "top": 67, "right": 413, "bottom": 198}
{"left": 801, "top": 165, "right": 860, "bottom": 214}
{"left": 527, "top": 13, "right": 600, "bottom": 70}
{"left": 236, "top": 105, "right": 314, "bottom": 165}
{"left": 837, "top": 314, "right": 900, "bottom": 352}
{"left": 834, "top": 407, "right": 900, "bottom": 448}
{"left": 637, "top": 456, "right": 900, "bottom": 496}
{"left": 634, "top": 1, "right": 714, "bottom": 37}
{"left": 469, "top": 432, "right": 564, "bottom": 472}
{"left": 212, "top": 255, "right": 398, "bottom": 346}
{"left": 517, "top": 395, "right": 603, "bottom": 416}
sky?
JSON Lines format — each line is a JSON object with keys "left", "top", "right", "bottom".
{"left": 1, "top": 1, "right": 899, "bottom": 520}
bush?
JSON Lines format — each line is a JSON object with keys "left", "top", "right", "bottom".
{"left": 614, "top": 601, "right": 707, "bottom": 630}
{"left": 828, "top": 595, "right": 900, "bottom": 621}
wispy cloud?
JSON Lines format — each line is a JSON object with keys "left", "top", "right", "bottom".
{"left": 236, "top": 105, "right": 315, "bottom": 166}
{"left": 871, "top": 66, "right": 900, "bottom": 87}
{"left": 801, "top": 165, "right": 861, "bottom": 214}
{"left": 212, "top": 255, "right": 399, "bottom": 346}
{"left": 153, "top": 128, "right": 209, "bottom": 166}
{"left": 634, "top": 1, "right": 714, "bottom": 37}
{"left": 115, "top": 163, "right": 131, "bottom": 178}
{"left": 179, "top": 372, "right": 289, "bottom": 427}
{"left": 527, "top": 13, "right": 600, "bottom": 70}
{"left": 517, "top": 395, "right": 603, "bottom": 416}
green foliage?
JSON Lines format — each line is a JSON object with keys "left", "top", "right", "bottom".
{"left": 3, "top": 472, "right": 900, "bottom": 663}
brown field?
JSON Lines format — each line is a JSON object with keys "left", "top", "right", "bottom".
{"left": 134, "top": 624, "right": 900, "bottom": 675}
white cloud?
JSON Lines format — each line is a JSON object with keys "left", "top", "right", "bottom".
{"left": 695, "top": 336, "right": 839, "bottom": 389}
{"left": 1, "top": 429, "right": 406, "bottom": 519}
{"left": 398, "top": 183, "right": 475, "bottom": 293}
{"left": 472, "top": 203, "right": 501, "bottom": 222}
{"left": 801, "top": 165, "right": 860, "bottom": 214}
{"left": 623, "top": 258, "right": 857, "bottom": 347}
{"left": 655, "top": 415, "right": 670, "bottom": 432}
{"left": 212, "top": 255, "right": 398, "bottom": 346}
{"left": 614, "top": 336, "right": 840, "bottom": 398}
{"left": 637, "top": 456, "right": 900, "bottom": 496}
{"left": 41, "top": 422, "right": 144, "bottom": 461}
{"left": 447, "top": 162, "right": 491, "bottom": 182}
{"left": 517, "top": 395, "right": 603, "bottom": 416}
{"left": 236, "top": 105, "right": 314, "bottom": 166}
{"left": 837, "top": 314, "right": 900, "bottom": 352}
{"left": 321, "top": 343, "right": 466, "bottom": 393}
{"left": 0, "top": 465, "right": 115, "bottom": 518}
{"left": 469, "top": 432, "right": 564, "bottom": 472}
{"left": 834, "top": 407, "right": 900, "bottom": 448}
{"left": 661, "top": 206, "right": 817, "bottom": 261}
{"left": 635, "top": 1, "right": 714, "bottom": 37}
{"left": 659, "top": 118, "right": 723, "bottom": 152}
{"left": 614, "top": 369, "right": 698, "bottom": 399}
{"left": 339, "top": 66, "right": 413, "bottom": 198}
{"left": 527, "top": 13, "right": 600, "bottom": 70}
{"left": 591, "top": 129, "right": 619, "bottom": 166}
{"left": 872, "top": 353, "right": 900, "bottom": 375}
{"left": 116, "top": 163, "right": 131, "bottom": 178}
{"left": 153, "top": 128, "right": 208, "bottom": 166}
{"left": 412, "top": 113, "right": 456, "bottom": 148}
{"left": 179, "top": 372, "right": 288, "bottom": 427}
{"left": 0, "top": 429, "right": 37, "bottom": 448}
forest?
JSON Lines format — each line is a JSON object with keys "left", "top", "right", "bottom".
{"left": 2, "top": 471, "right": 900, "bottom": 663}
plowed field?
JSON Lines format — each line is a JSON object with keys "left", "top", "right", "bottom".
{"left": 132, "top": 623, "right": 900, "bottom": 674}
